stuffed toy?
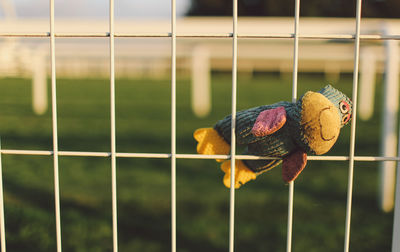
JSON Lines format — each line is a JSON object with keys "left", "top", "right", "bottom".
{"left": 194, "top": 85, "right": 352, "bottom": 188}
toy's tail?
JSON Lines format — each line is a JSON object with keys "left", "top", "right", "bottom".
{"left": 193, "top": 128, "right": 230, "bottom": 159}
{"left": 220, "top": 160, "right": 257, "bottom": 188}
{"left": 194, "top": 128, "right": 257, "bottom": 188}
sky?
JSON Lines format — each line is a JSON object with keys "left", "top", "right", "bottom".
{"left": 0, "top": 0, "right": 191, "bottom": 19}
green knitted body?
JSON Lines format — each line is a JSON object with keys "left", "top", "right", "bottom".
{"left": 214, "top": 101, "right": 311, "bottom": 173}
{"left": 213, "top": 85, "right": 352, "bottom": 174}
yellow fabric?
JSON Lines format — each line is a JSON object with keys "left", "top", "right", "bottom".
{"left": 220, "top": 160, "right": 257, "bottom": 188}
{"left": 193, "top": 128, "right": 230, "bottom": 160}
{"left": 194, "top": 128, "right": 256, "bottom": 188}
{"left": 301, "top": 91, "right": 341, "bottom": 155}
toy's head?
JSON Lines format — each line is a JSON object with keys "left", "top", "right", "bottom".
{"left": 299, "top": 85, "right": 352, "bottom": 155}
{"left": 318, "top": 85, "right": 352, "bottom": 127}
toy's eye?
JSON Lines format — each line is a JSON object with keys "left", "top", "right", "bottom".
{"left": 342, "top": 113, "right": 351, "bottom": 125}
{"left": 339, "top": 100, "right": 350, "bottom": 114}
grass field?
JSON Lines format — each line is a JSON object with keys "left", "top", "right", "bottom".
{"left": 0, "top": 73, "right": 394, "bottom": 251}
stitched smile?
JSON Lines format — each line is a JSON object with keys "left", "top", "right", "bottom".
{"left": 319, "top": 107, "right": 336, "bottom": 141}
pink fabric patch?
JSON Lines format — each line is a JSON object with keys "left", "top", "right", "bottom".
{"left": 282, "top": 150, "right": 307, "bottom": 183}
{"left": 251, "top": 106, "right": 287, "bottom": 137}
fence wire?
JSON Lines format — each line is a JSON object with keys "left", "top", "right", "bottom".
{"left": 49, "top": 0, "right": 62, "bottom": 251}
{"left": 0, "top": 0, "right": 399, "bottom": 251}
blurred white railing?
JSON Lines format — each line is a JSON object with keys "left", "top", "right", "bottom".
{"left": 0, "top": 14, "right": 400, "bottom": 252}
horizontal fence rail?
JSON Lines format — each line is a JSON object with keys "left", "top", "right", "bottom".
{"left": 1, "top": 32, "right": 400, "bottom": 40}
{"left": 0, "top": 149, "right": 399, "bottom": 161}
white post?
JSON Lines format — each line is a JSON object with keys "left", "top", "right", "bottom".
{"left": 32, "top": 50, "right": 48, "bottom": 115}
{"left": 380, "top": 24, "right": 399, "bottom": 212}
{"left": 191, "top": 45, "right": 211, "bottom": 118}
{"left": 0, "top": 0, "right": 17, "bottom": 19}
{"left": 359, "top": 47, "right": 377, "bottom": 121}
{"left": 324, "top": 62, "right": 340, "bottom": 83}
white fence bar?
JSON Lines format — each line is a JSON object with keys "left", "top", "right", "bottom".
{"left": 0, "top": 140, "right": 6, "bottom": 252}
{"left": 49, "top": 0, "right": 62, "bottom": 251}
{"left": 229, "top": 0, "right": 238, "bottom": 251}
{"left": 287, "top": 0, "right": 300, "bottom": 251}
{"left": 344, "top": 0, "right": 363, "bottom": 251}
{"left": 2, "top": 32, "right": 400, "bottom": 41}
{"left": 170, "top": 0, "right": 177, "bottom": 251}
{"left": 1, "top": 149, "right": 400, "bottom": 162}
{"left": 109, "top": 0, "right": 118, "bottom": 251}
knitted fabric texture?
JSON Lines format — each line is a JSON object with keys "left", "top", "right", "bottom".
{"left": 213, "top": 84, "right": 352, "bottom": 174}
{"left": 214, "top": 101, "right": 304, "bottom": 173}
{"left": 313, "top": 84, "right": 352, "bottom": 127}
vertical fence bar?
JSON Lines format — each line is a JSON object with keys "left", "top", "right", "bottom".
{"left": 170, "top": 0, "right": 177, "bottom": 251}
{"left": 109, "top": 1, "right": 118, "bottom": 251}
{"left": 229, "top": 0, "right": 238, "bottom": 252}
{"left": 0, "top": 140, "right": 6, "bottom": 252}
{"left": 286, "top": 183, "right": 294, "bottom": 252}
{"left": 49, "top": 0, "right": 62, "bottom": 251}
{"left": 344, "top": 0, "right": 362, "bottom": 251}
{"left": 286, "top": 0, "right": 300, "bottom": 251}
{"left": 291, "top": 0, "right": 300, "bottom": 103}
{"left": 109, "top": 0, "right": 118, "bottom": 251}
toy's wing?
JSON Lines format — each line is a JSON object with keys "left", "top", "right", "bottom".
{"left": 241, "top": 143, "right": 285, "bottom": 174}
{"left": 214, "top": 105, "right": 288, "bottom": 146}
{"left": 243, "top": 158, "right": 282, "bottom": 174}
{"left": 282, "top": 149, "right": 307, "bottom": 183}
{"left": 251, "top": 106, "right": 287, "bottom": 137}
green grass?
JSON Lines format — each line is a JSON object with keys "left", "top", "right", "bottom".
{"left": 0, "top": 73, "right": 393, "bottom": 251}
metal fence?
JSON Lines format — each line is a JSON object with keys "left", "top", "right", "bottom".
{"left": 0, "top": 0, "right": 400, "bottom": 252}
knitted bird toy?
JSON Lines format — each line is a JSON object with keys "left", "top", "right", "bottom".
{"left": 194, "top": 85, "right": 352, "bottom": 188}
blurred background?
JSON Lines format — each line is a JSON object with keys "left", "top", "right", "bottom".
{"left": 0, "top": 0, "right": 399, "bottom": 251}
